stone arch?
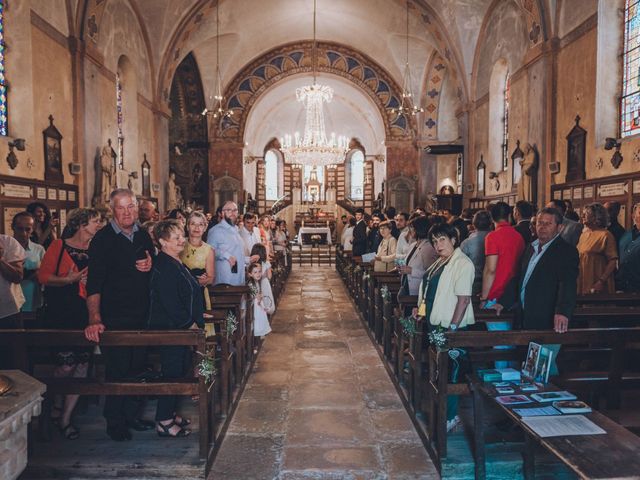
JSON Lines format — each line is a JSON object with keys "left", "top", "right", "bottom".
{"left": 77, "top": 0, "right": 157, "bottom": 97}
{"left": 157, "top": 0, "right": 470, "bottom": 109}
{"left": 216, "top": 41, "right": 417, "bottom": 142}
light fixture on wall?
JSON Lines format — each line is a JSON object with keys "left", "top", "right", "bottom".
{"left": 280, "top": 0, "right": 349, "bottom": 168}
{"left": 389, "top": 1, "right": 424, "bottom": 119}
{"left": 201, "top": 3, "right": 233, "bottom": 122}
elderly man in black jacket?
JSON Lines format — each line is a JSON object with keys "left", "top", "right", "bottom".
{"left": 85, "top": 189, "right": 155, "bottom": 441}
{"left": 517, "top": 207, "right": 579, "bottom": 332}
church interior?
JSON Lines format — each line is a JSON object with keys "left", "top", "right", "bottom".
{"left": 2, "top": 0, "right": 640, "bottom": 479}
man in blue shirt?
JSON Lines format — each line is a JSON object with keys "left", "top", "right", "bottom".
{"left": 207, "top": 201, "right": 259, "bottom": 286}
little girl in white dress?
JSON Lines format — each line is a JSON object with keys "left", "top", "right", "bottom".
{"left": 247, "top": 262, "right": 273, "bottom": 338}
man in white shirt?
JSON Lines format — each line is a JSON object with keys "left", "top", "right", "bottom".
{"left": 0, "top": 233, "right": 25, "bottom": 323}
{"left": 394, "top": 212, "right": 413, "bottom": 260}
{"left": 12, "top": 211, "right": 45, "bottom": 312}
{"left": 238, "top": 212, "right": 261, "bottom": 257}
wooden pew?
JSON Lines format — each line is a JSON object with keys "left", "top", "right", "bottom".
{"left": 0, "top": 329, "right": 212, "bottom": 459}
{"left": 424, "top": 327, "right": 640, "bottom": 470}
{"left": 370, "top": 272, "right": 401, "bottom": 344}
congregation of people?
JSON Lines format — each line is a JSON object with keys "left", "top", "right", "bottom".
{"left": 0, "top": 189, "right": 289, "bottom": 442}
{"left": 338, "top": 198, "right": 640, "bottom": 431}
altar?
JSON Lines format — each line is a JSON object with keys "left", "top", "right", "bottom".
{"left": 297, "top": 226, "right": 332, "bottom": 246}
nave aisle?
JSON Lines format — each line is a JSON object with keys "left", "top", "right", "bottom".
{"left": 210, "top": 266, "right": 438, "bottom": 479}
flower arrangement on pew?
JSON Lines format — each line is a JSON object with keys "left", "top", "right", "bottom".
{"left": 354, "top": 265, "right": 362, "bottom": 274}
{"left": 225, "top": 310, "right": 238, "bottom": 339}
{"left": 380, "top": 285, "right": 390, "bottom": 301}
{"left": 428, "top": 326, "right": 448, "bottom": 351}
{"left": 196, "top": 347, "right": 217, "bottom": 391}
{"left": 400, "top": 316, "right": 417, "bottom": 337}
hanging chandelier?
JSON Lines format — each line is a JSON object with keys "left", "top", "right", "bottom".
{"left": 201, "top": 4, "right": 232, "bottom": 121}
{"left": 389, "top": 1, "right": 423, "bottom": 118}
{"left": 281, "top": 0, "right": 349, "bottom": 168}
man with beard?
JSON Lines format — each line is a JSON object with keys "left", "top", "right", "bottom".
{"left": 207, "top": 201, "right": 254, "bottom": 285}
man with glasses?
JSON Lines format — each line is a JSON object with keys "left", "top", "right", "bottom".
{"left": 207, "top": 201, "right": 254, "bottom": 285}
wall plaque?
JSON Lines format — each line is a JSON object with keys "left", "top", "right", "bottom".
{"left": 47, "top": 188, "right": 57, "bottom": 200}
{"left": 1, "top": 183, "right": 32, "bottom": 198}
{"left": 68, "top": 190, "right": 76, "bottom": 201}
{"left": 563, "top": 189, "right": 572, "bottom": 200}
{"left": 58, "top": 189, "right": 67, "bottom": 201}
{"left": 59, "top": 209, "right": 67, "bottom": 229}
{"left": 3, "top": 207, "right": 23, "bottom": 234}
{"left": 573, "top": 187, "right": 582, "bottom": 200}
{"left": 598, "top": 182, "right": 628, "bottom": 197}
{"left": 634, "top": 180, "right": 640, "bottom": 194}
{"left": 553, "top": 190, "right": 562, "bottom": 200}
{"left": 36, "top": 187, "right": 47, "bottom": 199}
{"left": 583, "top": 186, "right": 594, "bottom": 198}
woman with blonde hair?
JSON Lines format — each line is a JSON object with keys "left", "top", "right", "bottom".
{"left": 258, "top": 215, "right": 273, "bottom": 258}
{"left": 577, "top": 203, "right": 618, "bottom": 294}
{"left": 180, "top": 211, "right": 215, "bottom": 309}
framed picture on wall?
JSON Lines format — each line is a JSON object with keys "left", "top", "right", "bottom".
{"left": 477, "top": 155, "right": 486, "bottom": 196}
{"left": 43, "top": 115, "right": 63, "bottom": 183}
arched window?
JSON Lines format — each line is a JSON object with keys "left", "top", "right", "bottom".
{"left": 0, "top": 1, "right": 8, "bottom": 136}
{"left": 116, "top": 72, "right": 124, "bottom": 168}
{"left": 502, "top": 74, "right": 510, "bottom": 170}
{"left": 264, "top": 149, "right": 279, "bottom": 200}
{"left": 621, "top": 0, "right": 640, "bottom": 137}
{"left": 489, "top": 59, "right": 509, "bottom": 175}
{"left": 349, "top": 150, "right": 365, "bottom": 200}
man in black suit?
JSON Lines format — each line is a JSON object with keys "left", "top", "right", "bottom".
{"left": 517, "top": 207, "right": 579, "bottom": 332}
{"left": 513, "top": 200, "right": 534, "bottom": 244}
{"left": 352, "top": 208, "right": 367, "bottom": 257}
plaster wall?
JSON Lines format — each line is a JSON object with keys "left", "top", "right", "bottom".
{"left": 557, "top": 0, "right": 597, "bottom": 39}
{"left": 29, "top": 0, "right": 70, "bottom": 36}
{"left": 437, "top": 72, "right": 461, "bottom": 142}
{"left": 474, "top": 1, "right": 528, "bottom": 98}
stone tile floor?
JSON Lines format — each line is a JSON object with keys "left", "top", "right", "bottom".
{"left": 210, "top": 266, "right": 439, "bottom": 480}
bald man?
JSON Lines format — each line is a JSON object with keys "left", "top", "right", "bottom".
{"left": 138, "top": 200, "right": 157, "bottom": 223}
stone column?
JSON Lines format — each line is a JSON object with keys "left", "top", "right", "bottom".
{"left": 0, "top": 370, "right": 46, "bottom": 480}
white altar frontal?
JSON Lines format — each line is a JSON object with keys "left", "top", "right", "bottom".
{"left": 298, "top": 227, "right": 332, "bottom": 245}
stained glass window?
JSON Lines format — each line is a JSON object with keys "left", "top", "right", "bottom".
{"left": 502, "top": 74, "right": 510, "bottom": 170}
{"left": 622, "top": 0, "right": 640, "bottom": 137}
{"left": 116, "top": 72, "right": 124, "bottom": 167}
{"left": 350, "top": 150, "right": 364, "bottom": 200}
{"left": 265, "top": 150, "right": 279, "bottom": 201}
{"left": 0, "top": 0, "right": 8, "bottom": 136}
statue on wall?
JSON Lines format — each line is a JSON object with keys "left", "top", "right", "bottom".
{"left": 517, "top": 143, "right": 538, "bottom": 205}
{"left": 99, "top": 141, "right": 116, "bottom": 205}
{"left": 167, "top": 170, "right": 178, "bottom": 210}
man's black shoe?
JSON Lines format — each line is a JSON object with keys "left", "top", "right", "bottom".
{"left": 107, "top": 425, "right": 132, "bottom": 441}
{"left": 126, "top": 419, "right": 155, "bottom": 431}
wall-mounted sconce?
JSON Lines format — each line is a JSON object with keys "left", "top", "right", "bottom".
{"left": 604, "top": 137, "right": 623, "bottom": 169}
{"left": 6, "top": 138, "right": 26, "bottom": 169}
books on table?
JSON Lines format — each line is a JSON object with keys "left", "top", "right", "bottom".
{"left": 478, "top": 368, "right": 521, "bottom": 382}
{"left": 552, "top": 400, "right": 592, "bottom": 414}
{"left": 531, "top": 391, "right": 577, "bottom": 403}
{"left": 513, "top": 406, "right": 562, "bottom": 417}
{"left": 522, "top": 342, "right": 554, "bottom": 383}
{"left": 496, "top": 394, "right": 532, "bottom": 405}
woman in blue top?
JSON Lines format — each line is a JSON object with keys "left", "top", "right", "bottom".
{"left": 149, "top": 220, "right": 204, "bottom": 438}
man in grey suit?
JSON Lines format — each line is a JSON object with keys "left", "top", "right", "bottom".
{"left": 547, "top": 200, "right": 582, "bottom": 247}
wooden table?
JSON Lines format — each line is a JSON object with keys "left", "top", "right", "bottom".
{"left": 468, "top": 374, "right": 640, "bottom": 479}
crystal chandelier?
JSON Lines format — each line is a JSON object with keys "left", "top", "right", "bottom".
{"left": 281, "top": 0, "right": 349, "bottom": 167}
{"left": 389, "top": 1, "right": 423, "bottom": 118}
{"left": 201, "top": 4, "right": 232, "bottom": 121}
